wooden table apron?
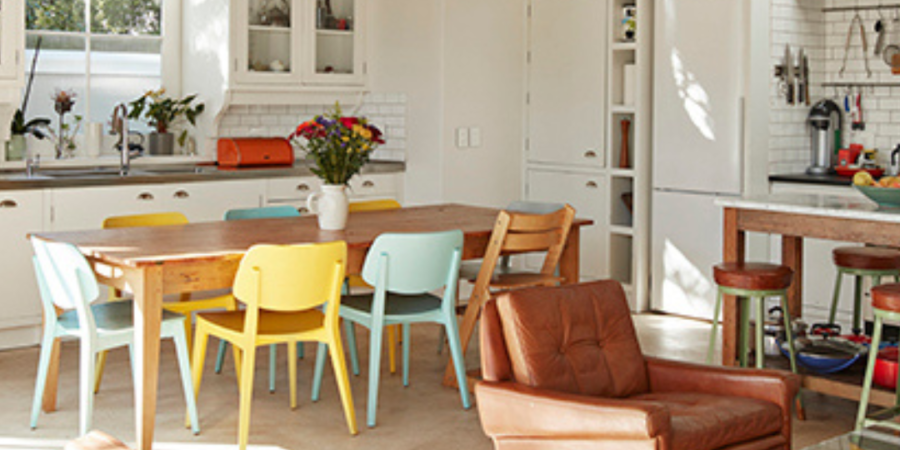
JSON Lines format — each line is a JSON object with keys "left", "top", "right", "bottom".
{"left": 30, "top": 204, "right": 589, "bottom": 450}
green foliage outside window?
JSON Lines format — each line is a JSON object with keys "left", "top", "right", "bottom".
{"left": 26, "top": 0, "right": 161, "bottom": 35}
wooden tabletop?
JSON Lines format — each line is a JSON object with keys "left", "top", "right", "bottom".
{"left": 32, "top": 204, "right": 593, "bottom": 268}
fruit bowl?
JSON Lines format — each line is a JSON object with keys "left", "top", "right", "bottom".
{"left": 855, "top": 185, "right": 900, "bottom": 208}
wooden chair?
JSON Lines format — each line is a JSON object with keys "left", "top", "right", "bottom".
{"left": 94, "top": 212, "right": 237, "bottom": 393}
{"left": 192, "top": 242, "right": 357, "bottom": 450}
{"left": 443, "top": 204, "right": 576, "bottom": 387}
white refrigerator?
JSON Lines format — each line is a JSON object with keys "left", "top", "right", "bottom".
{"left": 650, "top": 0, "right": 746, "bottom": 319}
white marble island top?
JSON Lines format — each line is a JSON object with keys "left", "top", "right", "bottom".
{"left": 715, "top": 192, "right": 900, "bottom": 224}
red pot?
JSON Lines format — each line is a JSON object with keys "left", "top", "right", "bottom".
{"left": 874, "top": 347, "right": 899, "bottom": 390}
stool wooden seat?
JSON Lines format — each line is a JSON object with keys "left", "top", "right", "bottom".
{"left": 834, "top": 247, "right": 900, "bottom": 270}
{"left": 873, "top": 284, "right": 900, "bottom": 313}
{"left": 713, "top": 262, "right": 793, "bottom": 291}
{"left": 65, "top": 431, "right": 132, "bottom": 450}
{"left": 857, "top": 283, "right": 900, "bottom": 432}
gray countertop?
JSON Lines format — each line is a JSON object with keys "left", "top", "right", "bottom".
{"left": 0, "top": 160, "right": 405, "bottom": 190}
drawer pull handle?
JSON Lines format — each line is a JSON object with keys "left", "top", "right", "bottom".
{"left": 362, "top": 180, "right": 375, "bottom": 188}
{"left": 0, "top": 199, "right": 17, "bottom": 208}
{"left": 298, "top": 207, "right": 310, "bottom": 214}
{"left": 174, "top": 190, "right": 190, "bottom": 199}
{"left": 296, "top": 184, "right": 310, "bottom": 192}
{"left": 586, "top": 181, "right": 598, "bottom": 189}
{"left": 584, "top": 150, "right": 598, "bottom": 158}
{"left": 138, "top": 193, "right": 155, "bottom": 201}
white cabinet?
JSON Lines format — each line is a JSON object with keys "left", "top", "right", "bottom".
{"left": 0, "top": 190, "right": 44, "bottom": 329}
{"left": 526, "top": 168, "right": 606, "bottom": 281}
{"left": 0, "top": 0, "right": 23, "bottom": 81}
{"left": 164, "top": 180, "right": 265, "bottom": 222}
{"left": 265, "top": 173, "right": 401, "bottom": 212}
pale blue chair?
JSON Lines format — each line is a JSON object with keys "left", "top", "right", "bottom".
{"left": 311, "top": 230, "right": 471, "bottom": 427}
{"left": 29, "top": 238, "right": 199, "bottom": 436}
{"left": 215, "top": 205, "right": 303, "bottom": 393}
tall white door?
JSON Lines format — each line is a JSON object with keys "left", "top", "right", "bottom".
{"left": 652, "top": 0, "right": 744, "bottom": 195}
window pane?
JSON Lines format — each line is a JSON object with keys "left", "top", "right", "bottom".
{"left": 26, "top": 34, "right": 87, "bottom": 74}
{"left": 27, "top": 0, "right": 86, "bottom": 32}
{"left": 89, "top": 74, "right": 160, "bottom": 138}
{"left": 91, "top": 0, "right": 161, "bottom": 35}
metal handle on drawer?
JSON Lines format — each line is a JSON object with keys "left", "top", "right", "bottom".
{"left": 362, "top": 180, "right": 375, "bottom": 188}
{"left": 584, "top": 150, "right": 598, "bottom": 158}
{"left": 296, "top": 183, "right": 310, "bottom": 192}
{"left": 0, "top": 199, "right": 17, "bottom": 208}
{"left": 298, "top": 207, "right": 310, "bottom": 214}
{"left": 174, "top": 190, "right": 190, "bottom": 199}
{"left": 137, "top": 192, "right": 155, "bottom": 201}
{"left": 586, "top": 181, "right": 598, "bottom": 189}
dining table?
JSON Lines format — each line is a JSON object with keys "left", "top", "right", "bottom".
{"left": 31, "top": 203, "right": 592, "bottom": 450}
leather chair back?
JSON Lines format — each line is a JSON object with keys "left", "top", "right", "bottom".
{"left": 491, "top": 281, "right": 650, "bottom": 398}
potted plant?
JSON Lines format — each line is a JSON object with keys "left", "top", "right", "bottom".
{"left": 128, "top": 88, "right": 204, "bottom": 156}
{"left": 8, "top": 37, "right": 50, "bottom": 161}
{"left": 290, "top": 103, "right": 385, "bottom": 230}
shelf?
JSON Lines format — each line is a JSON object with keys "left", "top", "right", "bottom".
{"left": 249, "top": 25, "right": 291, "bottom": 33}
{"left": 611, "top": 42, "right": 637, "bottom": 51}
{"left": 610, "top": 105, "right": 636, "bottom": 114}
{"left": 609, "top": 168, "right": 635, "bottom": 177}
{"left": 610, "top": 225, "right": 634, "bottom": 236}
{"left": 317, "top": 29, "right": 354, "bottom": 37}
{"left": 762, "top": 354, "right": 897, "bottom": 408}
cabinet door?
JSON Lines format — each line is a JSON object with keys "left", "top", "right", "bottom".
{"left": 164, "top": 180, "right": 264, "bottom": 222}
{"left": 51, "top": 185, "right": 171, "bottom": 232}
{"left": 527, "top": 0, "right": 606, "bottom": 168}
{"left": 0, "top": 190, "right": 44, "bottom": 329}
{"left": 303, "top": 0, "right": 366, "bottom": 85}
{"left": 233, "top": 0, "right": 304, "bottom": 84}
{"left": 0, "top": 0, "right": 23, "bottom": 80}
{"left": 526, "top": 169, "right": 606, "bottom": 279}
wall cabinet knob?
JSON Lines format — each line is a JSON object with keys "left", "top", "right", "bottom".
{"left": 298, "top": 207, "right": 310, "bottom": 214}
{"left": 586, "top": 181, "right": 598, "bottom": 189}
{"left": 137, "top": 193, "right": 155, "bottom": 201}
{"left": 0, "top": 199, "right": 18, "bottom": 208}
{"left": 296, "top": 184, "right": 310, "bottom": 191}
{"left": 362, "top": 180, "right": 375, "bottom": 188}
{"left": 174, "top": 190, "right": 190, "bottom": 199}
{"left": 584, "top": 150, "right": 598, "bottom": 158}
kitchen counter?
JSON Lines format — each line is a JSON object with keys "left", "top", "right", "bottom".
{"left": 716, "top": 192, "right": 895, "bottom": 223}
{"left": 768, "top": 172, "right": 853, "bottom": 187}
{"left": 0, "top": 160, "right": 405, "bottom": 190}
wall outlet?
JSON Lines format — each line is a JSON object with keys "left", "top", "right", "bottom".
{"left": 469, "top": 127, "right": 482, "bottom": 147}
{"left": 456, "top": 128, "right": 470, "bottom": 148}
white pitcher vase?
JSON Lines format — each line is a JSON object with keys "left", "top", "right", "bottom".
{"left": 307, "top": 184, "right": 349, "bottom": 230}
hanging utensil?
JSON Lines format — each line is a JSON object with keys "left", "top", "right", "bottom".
{"left": 841, "top": 12, "right": 872, "bottom": 78}
{"left": 875, "top": 9, "right": 887, "bottom": 56}
{"left": 798, "top": 48, "right": 809, "bottom": 106}
{"left": 784, "top": 45, "right": 795, "bottom": 105}
{"left": 884, "top": 10, "right": 900, "bottom": 66}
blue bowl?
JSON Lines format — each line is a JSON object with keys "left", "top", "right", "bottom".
{"left": 779, "top": 340, "right": 864, "bottom": 374}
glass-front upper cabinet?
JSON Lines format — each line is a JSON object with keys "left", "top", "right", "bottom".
{"left": 305, "top": 0, "right": 365, "bottom": 85}
{"left": 0, "top": 0, "right": 23, "bottom": 80}
{"left": 234, "top": 0, "right": 302, "bottom": 84}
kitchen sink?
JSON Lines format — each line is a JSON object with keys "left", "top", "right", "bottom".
{"left": 40, "top": 168, "right": 135, "bottom": 178}
{"left": 140, "top": 166, "right": 211, "bottom": 175}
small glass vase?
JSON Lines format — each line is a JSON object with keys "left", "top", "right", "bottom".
{"left": 307, "top": 184, "right": 349, "bottom": 230}
{"left": 5, "top": 135, "right": 26, "bottom": 161}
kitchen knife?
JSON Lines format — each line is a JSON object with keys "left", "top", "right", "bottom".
{"left": 784, "top": 45, "right": 795, "bottom": 105}
{"left": 803, "top": 53, "right": 810, "bottom": 106}
{"left": 798, "top": 48, "right": 806, "bottom": 105}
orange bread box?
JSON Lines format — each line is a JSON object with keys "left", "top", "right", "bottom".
{"left": 217, "top": 138, "right": 294, "bottom": 167}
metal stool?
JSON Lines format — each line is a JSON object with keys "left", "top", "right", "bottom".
{"left": 857, "top": 283, "right": 900, "bottom": 431}
{"left": 830, "top": 247, "right": 900, "bottom": 335}
{"left": 707, "top": 262, "right": 799, "bottom": 373}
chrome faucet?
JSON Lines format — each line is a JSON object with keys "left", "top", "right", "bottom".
{"left": 25, "top": 154, "right": 40, "bottom": 178}
{"left": 112, "top": 103, "right": 131, "bottom": 175}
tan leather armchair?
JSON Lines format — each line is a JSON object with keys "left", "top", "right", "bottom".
{"left": 476, "top": 281, "right": 800, "bottom": 450}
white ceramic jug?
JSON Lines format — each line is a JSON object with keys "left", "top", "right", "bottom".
{"left": 307, "top": 184, "right": 349, "bottom": 230}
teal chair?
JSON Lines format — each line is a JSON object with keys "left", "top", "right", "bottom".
{"left": 311, "top": 230, "right": 472, "bottom": 427}
{"left": 29, "top": 238, "right": 199, "bottom": 436}
{"left": 216, "top": 205, "right": 303, "bottom": 393}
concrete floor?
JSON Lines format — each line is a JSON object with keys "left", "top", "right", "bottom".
{"left": 0, "top": 314, "right": 857, "bottom": 449}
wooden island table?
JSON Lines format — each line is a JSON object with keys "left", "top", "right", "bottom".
{"left": 31, "top": 203, "right": 591, "bottom": 450}
{"left": 717, "top": 193, "right": 900, "bottom": 407}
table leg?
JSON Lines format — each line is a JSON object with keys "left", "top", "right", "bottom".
{"left": 132, "top": 266, "right": 164, "bottom": 450}
{"left": 722, "top": 208, "right": 745, "bottom": 367}
{"left": 559, "top": 227, "right": 580, "bottom": 285}
{"left": 782, "top": 236, "right": 803, "bottom": 321}
{"left": 41, "top": 306, "right": 63, "bottom": 413}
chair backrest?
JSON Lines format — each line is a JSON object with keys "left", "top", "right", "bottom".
{"left": 362, "top": 230, "right": 463, "bottom": 296}
{"left": 490, "top": 281, "right": 649, "bottom": 398}
{"left": 348, "top": 199, "right": 401, "bottom": 213}
{"left": 479, "top": 204, "right": 575, "bottom": 279}
{"left": 506, "top": 201, "right": 566, "bottom": 215}
{"left": 103, "top": 212, "right": 189, "bottom": 229}
{"left": 31, "top": 238, "right": 101, "bottom": 330}
{"left": 224, "top": 205, "right": 302, "bottom": 221}
{"left": 233, "top": 241, "right": 346, "bottom": 314}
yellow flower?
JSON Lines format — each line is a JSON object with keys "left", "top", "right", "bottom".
{"left": 360, "top": 129, "right": 372, "bottom": 140}
{"left": 342, "top": 136, "right": 350, "bottom": 142}
{"left": 362, "top": 144, "right": 370, "bottom": 151}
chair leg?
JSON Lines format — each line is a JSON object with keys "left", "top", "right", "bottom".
{"left": 288, "top": 341, "right": 298, "bottom": 409}
{"left": 367, "top": 321, "right": 385, "bottom": 428}
{"left": 237, "top": 344, "right": 257, "bottom": 450}
{"left": 79, "top": 340, "right": 96, "bottom": 437}
{"left": 328, "top": 331, "right": 359, "bottom": 435}
{"left": 854, "top": 275, "right": 863, "bottom": 335}
{"left": 191, "top": 324, "right": 210, "bottom": 425}
{"left": 829, "top": 269, "right": 843, "bottom": 325}
{"left": 739, "top": 297, "right": 751, "bottom": 368}
{"left": 402, "top": 323, "right": 411, "bottom": 387}
{"left": 93, "top": 351, "right": 108, "bottom": 394}
{"left": 707, "top": 290, "right": 723, "bottom": 365}
{"left": 444, "top": 314, "right": 472, "bottom": 409}
{"left": 183, "top": 316, "right": 194, "bottom": 361}
{"left": 311, "top": 342, "right": 328, "bottom": 402}
{"left": 857, "top": 314, "right": 884, "bottom": 431}
{"left": 387, "top": 325, "right": 397, "bottom": 375}
{"left": 30, "top": 329, "right": 57, "bottom": 429}
{"left": 173, "top": 322, "right": 200, "bottom": 435}
{"left": 755, "top": 297, "right": 764, "bottom": 370}
{"left": 214, "top": 340, "right": 227, "bottom": 374}
{"left": 437, "top": 327, "right": 446, "bottom": 355}
{"left": 297, "top": 342, "right": 305, "bottom": 360}
{"left": 344, "top": 320, "right": 360, "bottom": 376}
{"left": 269, "top": 344, "right": 277, "bottom": 393}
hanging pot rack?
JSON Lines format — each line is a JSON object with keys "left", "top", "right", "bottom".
{"left": 823, "top": 4, "right": 900, "bottom": 13}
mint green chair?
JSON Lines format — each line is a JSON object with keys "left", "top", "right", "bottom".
{"left": 216, "top": 205, "right": 303, "bottom": 392}
{"left": 311, "top": 230, "right": 472, "bottom": 427}
{"left": 29, "top": 238, "right": 199, "bottom": 436}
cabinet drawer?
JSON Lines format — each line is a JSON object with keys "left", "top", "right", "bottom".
{"left": 267, "top": 177, "right": 321, "bottom": 201}
{"left": 0, "top": 190, "right": 44, "bottom": 329}
{"left": 349, "top": 174, "right": 398, "bottom": 198}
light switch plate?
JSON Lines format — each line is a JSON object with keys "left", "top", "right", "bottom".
{"left": 469, "top": 127, "right": 482, "bottom": 147}
{"left": 456, "top": 128, "right": 470, "bottom": 148}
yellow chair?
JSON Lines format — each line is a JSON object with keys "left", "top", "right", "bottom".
{"left": 94, "top": 212, "right": 238, "bottom": 392}
{"left": 192, "top": 242, "right": 357, "bottom": 450}
{"left": 346, "top": 199, "right": 402, "bottom": 375}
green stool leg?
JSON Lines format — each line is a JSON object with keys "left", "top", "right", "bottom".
{"left": 780, "top": 296, "right": 799, "bottom": 375}
{"left": 755, "top": 296, "right": 764, "bottom": 369}
{"left": 739, "top": 297, "right": 751, "bottom": 368}
{"left": 854, "top": 275, "right": 863, "bottom": 335}
{"left": 857, "top": 314, "right": 884, "bottom": 430}
{"left": 707, "top": 290, "right": 723, "bottom": 364}
{"left": 829, "top": 268, "right": 844, "bottom": 325}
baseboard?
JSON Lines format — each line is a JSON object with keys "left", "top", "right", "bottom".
{"left": 0, "top": 323, "right": 41, "bottom": 350}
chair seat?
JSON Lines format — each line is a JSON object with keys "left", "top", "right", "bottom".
{"left": 872, "top": 284, "right": 900, "bottom": 313}
{"left": 631, "top": 392, "right": 782, "bottom": 450}
{"left": 459, "top": 260, "right": 522, "bottom": 282}
{"left": 198, "top": 309, "right": 325, "bottom": 336}
{"left": 713, "top": 262, "right": 792, "bottom": 291}
{"left": 58, "top": 300, "right": 185, "bottom": 333}
{"left": 342, "top": 292, "right": 442, "bottom": 317}
{"left": 833, "top": 246, "right": 900, "bottom": 271}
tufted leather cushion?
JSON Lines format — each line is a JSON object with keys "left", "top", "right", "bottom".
{"left": 495, "top": 280, "right": 649, "bottom": 398}
{"left": 872, "top": 284, "right": 900, "bottom": 313}
{"left": 833, "top": 246, "right": 900, "bottom": 271}
{"left": 630, "top": 392, "right": 782, "bottom": 450}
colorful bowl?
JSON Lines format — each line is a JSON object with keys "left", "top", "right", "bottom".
{"left": 855, "top": 185, "right": 900, "bottom": 208}
{"left": 875, "top": 347, "right": 899, "bottom": 390}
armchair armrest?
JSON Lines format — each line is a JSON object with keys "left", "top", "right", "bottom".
{"left": 475, "top": 381, "right": 671, "bottom": 441}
